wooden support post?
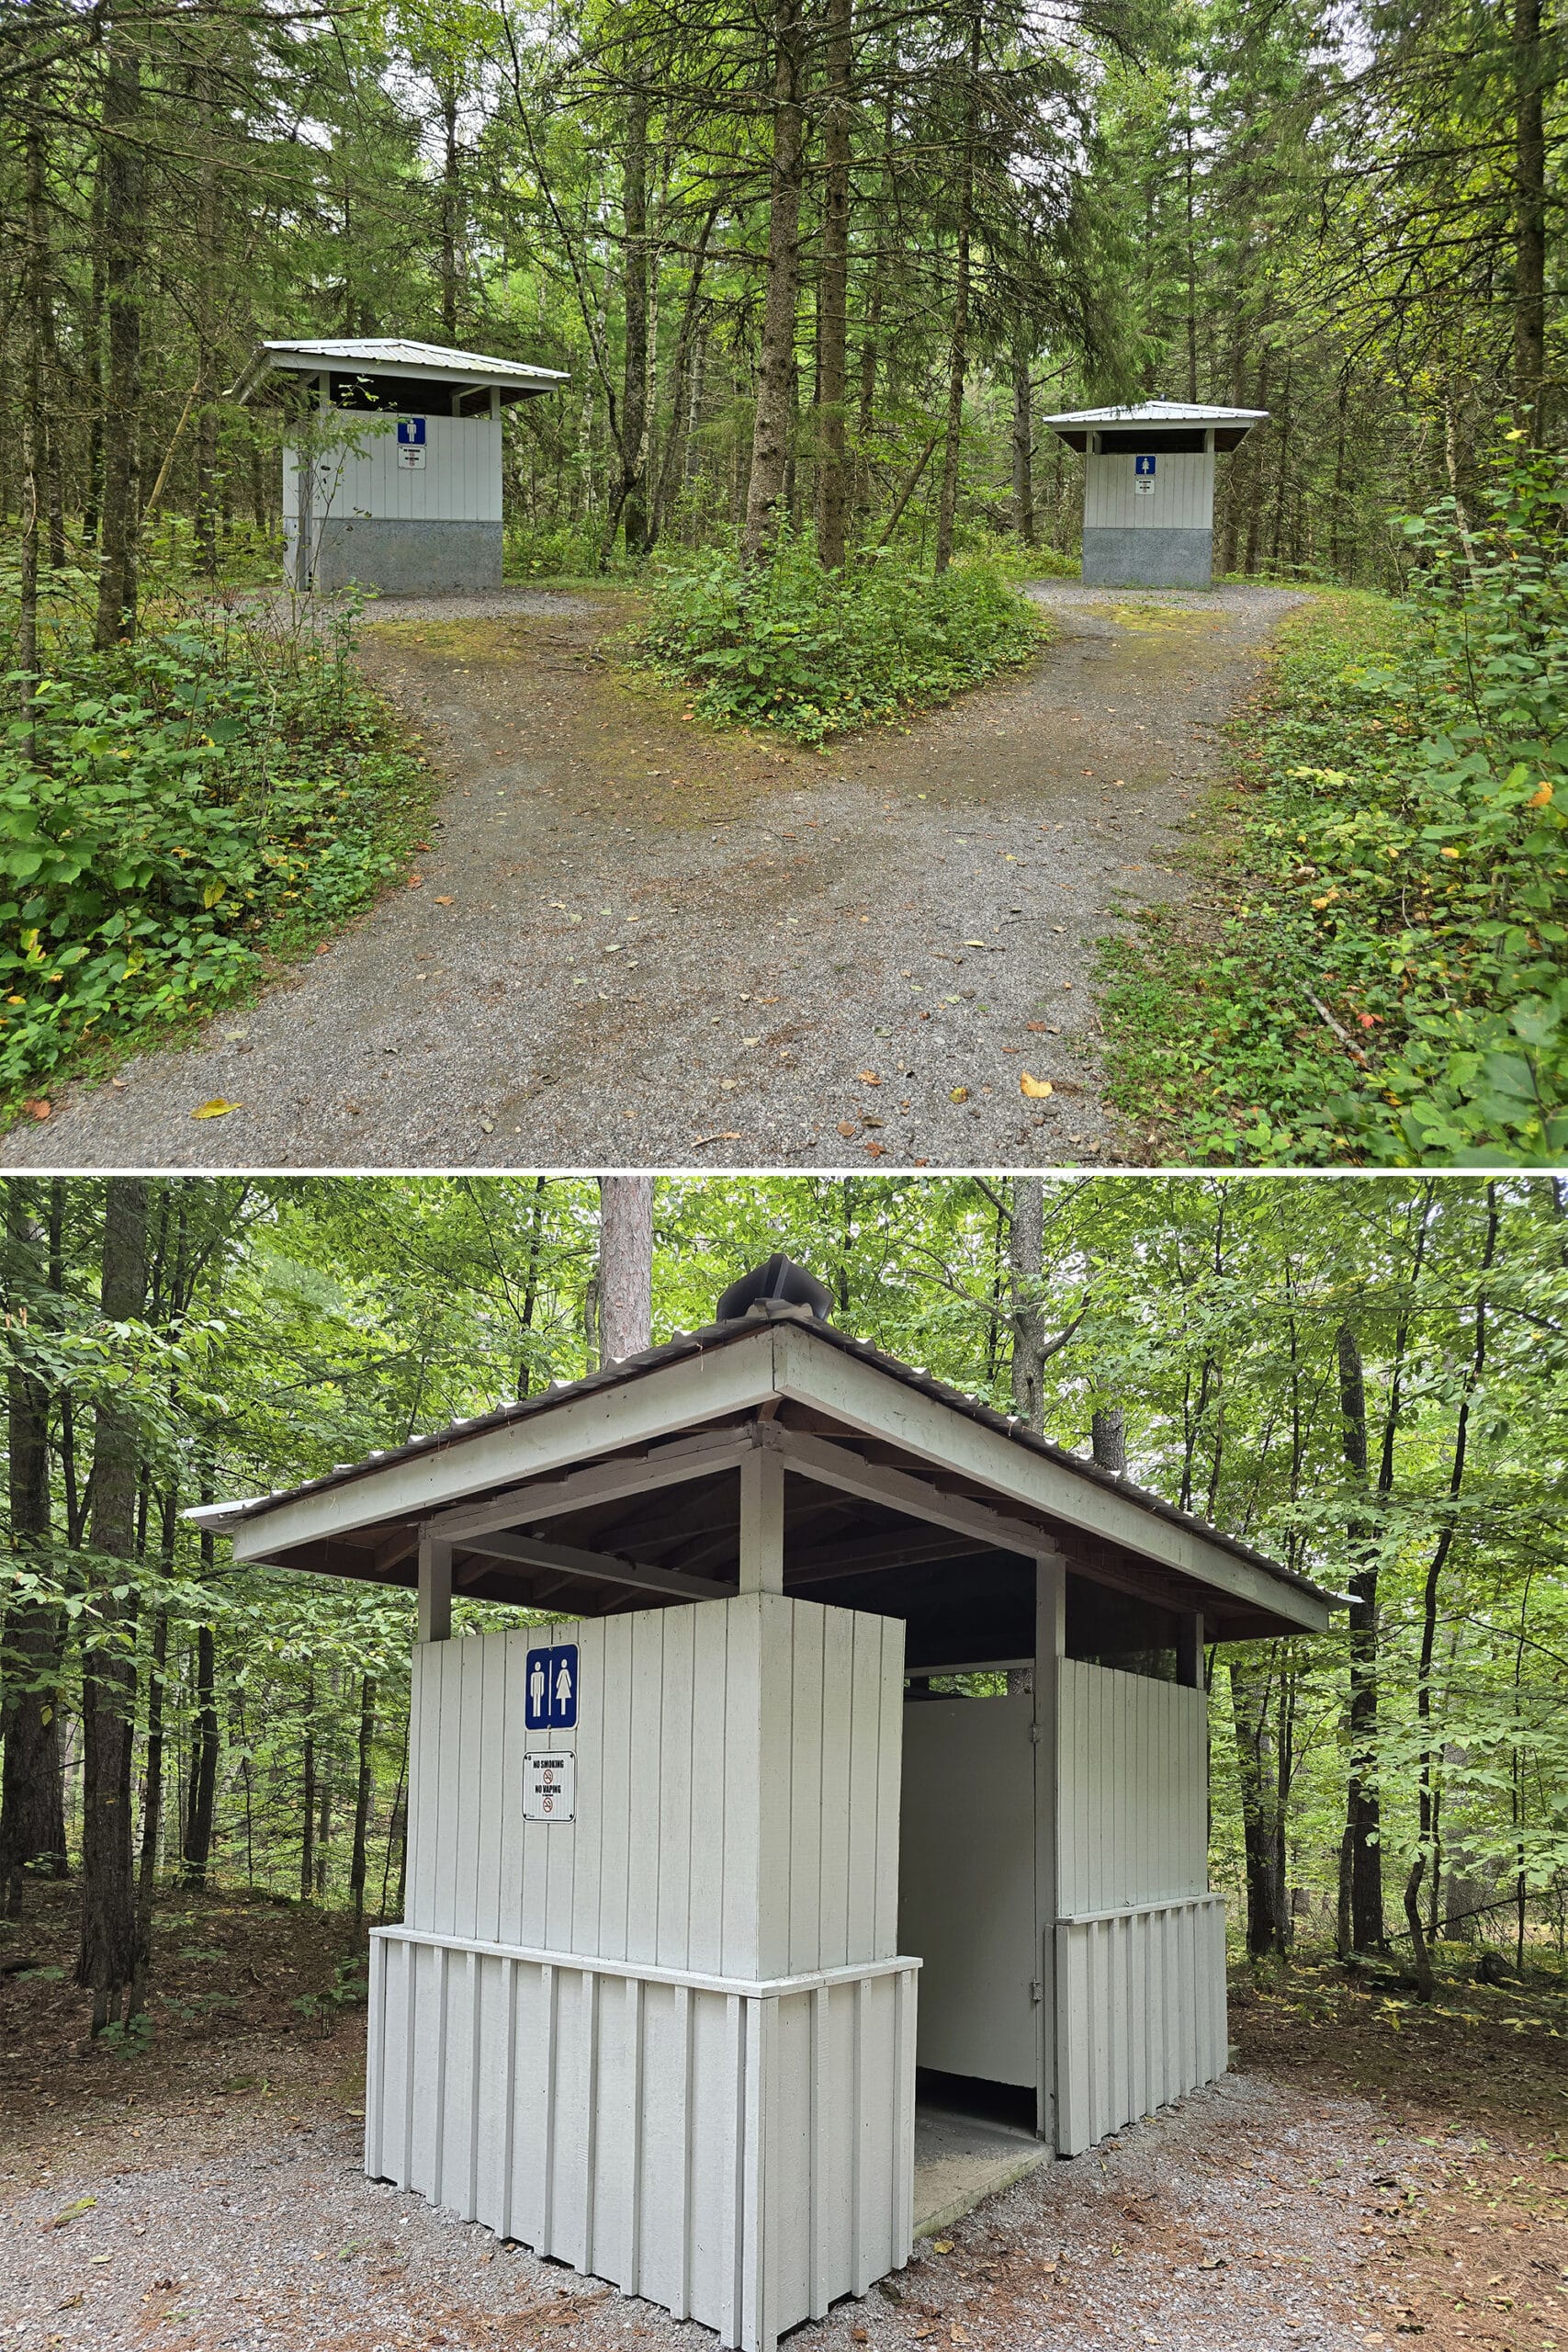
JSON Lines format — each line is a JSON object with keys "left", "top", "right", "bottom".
{"left": 738, "top": 1442, "right": 784, "bottom": 1595}
{"left": 1177, "top": 1610, "right": 1204, "bottom": 1690}
{"left": 418, "top": 1530, "right": 453, "bottom": 1643}
{"left": 1033, "top": 1547, "right": 1066, "bottom": 2146}
{"left": 489, "top": 386, "right": 501, "bottom": 422}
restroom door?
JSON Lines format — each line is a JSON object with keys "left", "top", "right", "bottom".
{"left": 897, "top": 1691, "right": 1037, "bottom": 2090}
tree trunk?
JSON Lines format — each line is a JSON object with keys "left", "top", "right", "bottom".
{"left": 597, "top": 1178, "right": 653, "bottom": 1364}
{"left": 1009, "top": 1177, "right": 1044, "bottom": 1433}
{"left": 299, "top": 1678, "right": 316, "bottom": 1904}
{"left": 815, "top": 0, "right": 852, "bottom": 569}
{"left": 77, "top": 1179, "right": 149, "bottom": 2032}
{"left": 616, "top": 93, "right": 651, "bottom": 558}
{"left": 183, "top": 1621, "right": 218, "bottom": 1883}
{"left": 740, "top": 0, "right": 806, "bottom": 564}
{"left": 934, "top": 14, "right": 980, "bottom": 576}
{"left": 1, "top": 1180, "right": 65, "bottom": 1915}
{"left": 130, "top": 1594, "right": 170, "bottom": 2017}
{"left": 1337, "top": 1320, "right": 1383, "bottom": 1951}
{"left": 17, "top": 75, "right": 47, "bottom": 736}
{"left": 1090, "top": 1408, "right": 1125, "bottom": 1474}
{"left": 1229, "top": 1650, "right": 1290, "bottom": 1958}
{"left": 1514, "top": 0, "right": 1547, "bottom": 412}
{"left": 350, "top": 1675, "right": 377, "bottom": 1921}
{"left": 1405, "top": 1185, "right": 1498, "bottom": 1999}
{"left": 440, "top": 74, "right": 462, "bottom": 338}
{"left": 1010, "top": 345, "right": 1034, "bottom": 548}
{"left": 94, "top": 15, "right": 147, "bottom": 650}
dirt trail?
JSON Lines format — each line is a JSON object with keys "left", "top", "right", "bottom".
{"left": 0, "top": 581, "right": 1300, "bottom": 1171}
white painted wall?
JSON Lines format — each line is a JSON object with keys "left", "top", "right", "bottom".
{"left": 283, "top": 413, "right": 501, "bottom": 527}
{"left": 375, "top": 1594, "right": 913, "bottom": 2351}
{"left": 1084, "top": 448, "right": 1214, "bottom": 533}
{"left": 897, "top": 1693, "right": 1037, "bottom": 2087}
{"left": 1056, "top": 1661, "right": 1208, "bottom": 1916}
{"left": 403, "top": 1597, "right": 905, "bottom": 1978}
{"left": 1055, "top": 1662, "right": 1224, "bottom": 2155}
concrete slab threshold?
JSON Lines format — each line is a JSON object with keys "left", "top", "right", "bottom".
{"left": 912, "top": 2102, "right": 1048, "bottom": 2239}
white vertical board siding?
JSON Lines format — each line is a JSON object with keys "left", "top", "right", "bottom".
{"left": 1054, "top": 1896, "right": 1227, "bottom": 2154}
{"left": 283, "top": 415, "right": 501, "bottom": 526}
{"left": 380, "top": 1597, "right": 913, "bottom": 2349}
{"left": 1057, "top": 1662, "right": 1207, "bottom": 1915}
{"left": 898, "top": 1694, "right": 1037, "bottom": 2086}
{"left": 366, "top": 1931, "right": 918, "bottom": 2352}
{"left": 1083, "top": 450, "right": 1214, "bottom": 533}
{"left": 407, "top": 1596, "right": 902, "bottom": 1979}
{"left": 1055, "top": 1662, "right": 1224, "bottom": 2157}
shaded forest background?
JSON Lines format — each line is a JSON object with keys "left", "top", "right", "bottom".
{"left": 2, "top": 1173, "right": 1566, "bottom": 2032}
{"left": 1, "top": 0, "right": 1563, "bottom": 601}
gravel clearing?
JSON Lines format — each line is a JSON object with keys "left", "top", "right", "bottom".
{"left": 1, "top": 579, "right": 1301, "bottom": 1170}
{"left": 0, "top": 2065, "right": 1446, "bottom": 2351}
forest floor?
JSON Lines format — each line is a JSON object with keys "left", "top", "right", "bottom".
{"left": 0, "top": 580, "right": 1300, "bottom": 1172}
{"left": 3, "top": 1882, "right": 1566, "bottom": 2352}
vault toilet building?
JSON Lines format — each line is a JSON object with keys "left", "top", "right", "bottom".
{"left": 230, "top": 335, "right": 568, "bottom": 594}
{"left": 1043, "top": 399, "right": 1269, "bottom": 588}
{"left": 193, "top": 1261, "right": 1329, "bottom": 2352}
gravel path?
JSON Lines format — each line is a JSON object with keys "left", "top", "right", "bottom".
{"left": 0, "top": 581, "right": 1302, "bottom": 1172}
{"left": 0, "top": 2065, "right": 1448, "bottom": 2351}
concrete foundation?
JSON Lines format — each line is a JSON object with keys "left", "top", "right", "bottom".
{"left": 912, "top": 2102, "right": 1047, "bottom": 2238}
{"left": 287, "top": 517, "right": 502, "bottom": 595}
{"left": 1081, "top": 526, "right": 1213, "bottom": 589}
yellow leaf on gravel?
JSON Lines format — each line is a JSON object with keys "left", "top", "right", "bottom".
{"left": 191, "top": 1099, "right": 243, "bottom": 1120}
{"left": 1021, "top": 1072, "right": 1053, "bottom": 1099}
{"left": 434, "top": 895, "right": 455, "bottom": 906}
{"left": 949, "top": 1087, "right": 968, "bottom": 1103}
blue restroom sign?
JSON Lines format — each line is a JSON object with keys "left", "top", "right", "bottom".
{"left": 1134, "top": 452, "right": 1156, "bottom": 477}
{"left": 525, "top": 1642, "right": 579, "bottom": 1731}
{"left": 397, "top": 417, "right": 426, "bottom": 445}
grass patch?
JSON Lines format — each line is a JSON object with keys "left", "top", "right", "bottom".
{"left": 0, "top": 601, "right": 432, "bottom": 1112}
{"left": 633, "top": 536, "right": 1046, "bottom": 742}
{"left": 1097, "top": 446, "right": 1568, "bottom": 1165}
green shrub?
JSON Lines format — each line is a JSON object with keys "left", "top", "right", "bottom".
{"left": 1098, "top": 437, "right": 1568, "bottom": 1165}
{"left": 0, "top": 607, "right": 429, "bottom": 1102}
{"left": 634, "top": 536, "right": 1044, "bottom": 741}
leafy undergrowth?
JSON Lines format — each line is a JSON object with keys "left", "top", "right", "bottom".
{"left": 0, "top": 601, "right": 432, "bottom": 1113}
{"left": 634, "top": 535, "right": 1045, "bottom": 741}
{"left": 1098, "top": 440, "right": 1568, "bottom": 1165}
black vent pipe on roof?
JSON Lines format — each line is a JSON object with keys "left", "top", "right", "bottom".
{"left": 715, "top": 1253, "right": 833, "bottom": 1324}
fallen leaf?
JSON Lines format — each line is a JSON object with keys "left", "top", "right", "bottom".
{"left": 1020, "top": 1072, "right": 1053, "bottom": 1099}
{"left": 48, "top": 2198, "right": 96, "bottom": 2228}
{"left": 857, "top": 1069, "right": 882, "bottom": 1085}
{"left": 837, "top": 1119, "right": 859, "bottom": 1138}
{"left": 931, "top": 2239, "right": 954, "bottom": 2254}
{"left": 407, "top": 875, "right": 423, "bottom": 888}
{"left": 315, "top": 941, "right": 333, "bottom": 956}
{"left": 190, "top": 1099, "right": 243, "bottom": 1120}
{"left": 949, "top": 1087, "right": 969, "bottom": 1103}
{"left": 1026, "top": 1021, "right": 1049, "bottom": 1033}
{"left": 851, "top": 2331, "right": 869, "bottom": 2344}
{"left": 864, "top": 1141, "right": 886, "bottom": 1158}
{"left": 23, "top": 1099, "right": 51, "bottom": 1121}
{"left": 434, "top": 896, "right": 455, "bottom": 906}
